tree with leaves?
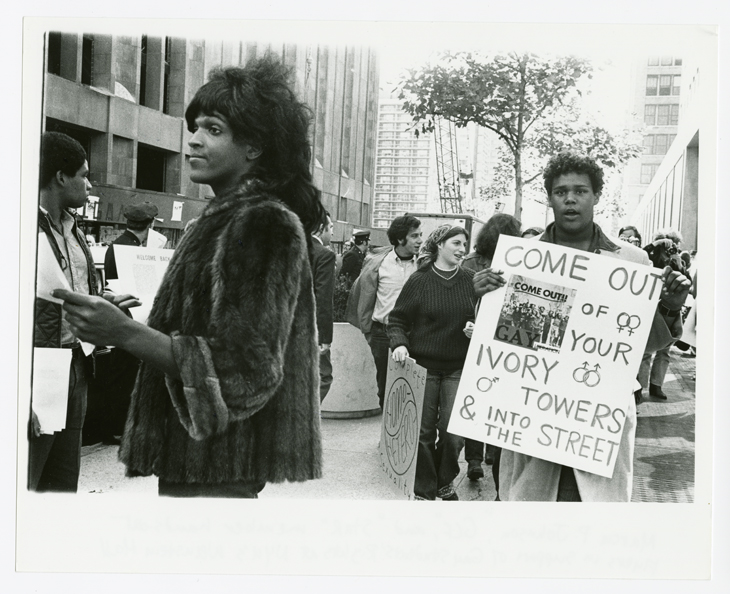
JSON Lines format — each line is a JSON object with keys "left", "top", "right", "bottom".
{"left": 397, "top": 52, "right": 640, "bottom": 218}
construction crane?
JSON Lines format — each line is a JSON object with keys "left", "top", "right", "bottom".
{"left": 433, "top": 116, "right": 464, "bottom": 214}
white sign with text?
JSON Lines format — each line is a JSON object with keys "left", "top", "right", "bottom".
{"left": 448, "top": 235, "right": 661, "bottom": 477}
{"left": 112, "top": 245, "right": 174, "bottom": 324}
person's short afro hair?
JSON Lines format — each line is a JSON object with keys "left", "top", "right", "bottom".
{"left": 543, "top": 151, "right": 604, "bottom": 196}
{"left": 40, "top": 131, "right": 87, "bottom": 189}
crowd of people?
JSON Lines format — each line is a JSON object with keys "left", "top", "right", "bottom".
{"left": 29, "top": 55, "right": 694, "bottom": 503}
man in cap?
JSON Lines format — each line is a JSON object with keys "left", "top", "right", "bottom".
{"left": 339, "top": 229, "right": 370, "bottom": 284}
{"left": 85, "top": 202, "right": 158, "bottom": 445}
{"left": 103, "top": 201, "right": 159, "bottom": 280}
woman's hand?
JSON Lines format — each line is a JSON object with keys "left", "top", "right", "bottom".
{"left": 53, "top": 289, "right": 135, "bottom": 347}
{"left": 473, "top": 268, "right": 506, "bottom": 298}
{"left": 391, "top": 345, "right": 409, "bottom": 364}
{"left": 463, "top": 321, "right": 474, "bottom": 339}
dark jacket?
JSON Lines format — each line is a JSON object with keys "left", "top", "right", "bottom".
{"left": 119, "top": 178, "right": 322, "bottom": 485}
{"left": 311, "top": 240, "right": 336, "bottom": 345}
{"left": 103, "top": 229, "right": 142, "bottom": 281}
{"left": 344, "top": 246, "right": 392, "bottom": 336}
{"left": 35, "top": 207, "right": 98, "bottom": 348}
{"left": 339, "top": 245, "right": 366, "bottom": 282}
{"left": 461, "top": 252, "right": 492, "bottom": 274}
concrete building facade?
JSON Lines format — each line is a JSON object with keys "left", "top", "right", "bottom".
{"left": 42, "top": 31, "right": 380, "bottom": 248}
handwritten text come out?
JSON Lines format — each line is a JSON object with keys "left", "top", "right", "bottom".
{"left": 448, "top": 236, "right": 661, "bottom": 477}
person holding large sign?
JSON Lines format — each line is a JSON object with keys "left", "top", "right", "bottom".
{"left": 53, "top": 57, "right": 325, "bottom": 498}
{"left": 470, "top": 152, "right": 691, "bottom": 502}
{"left": 388, "top": 225, "right": 477, "bottom": 500}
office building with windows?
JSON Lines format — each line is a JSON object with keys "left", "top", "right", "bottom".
{"left": 623, "top": 55, "right": 683, "bottom": 215}
{"left": 371, "top": 98, "right": 434, "bottom": 229}
{"left": 629, "top": 59, "right": 705, "bottom": 253}
{"left": 40, "top": 31, "right": 379, "bottom": 248}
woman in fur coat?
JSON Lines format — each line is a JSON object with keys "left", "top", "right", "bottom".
{"left": 54, "top": 58, "right": 325, "bottom": 498}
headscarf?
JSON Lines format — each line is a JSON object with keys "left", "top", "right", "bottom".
{"left": 417, "top": 224, "right": 468, "bottom": 270}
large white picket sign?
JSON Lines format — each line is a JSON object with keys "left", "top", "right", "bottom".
{"left": 448, "top": 235, "right": 662, "bottom": 477}
{"left": 379, "top": 356, "right": 426, "bottom": 499}
{"left": 111, "top": 245, "right": 174, "bottom": 324}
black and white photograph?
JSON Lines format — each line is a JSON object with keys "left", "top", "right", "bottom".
{"left": 493, "top": 275, "right": 576, "bottom": 352}
{"left": 7, "top": 5, "right": 728, "bottom": 591}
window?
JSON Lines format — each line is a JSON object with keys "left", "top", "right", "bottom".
{"left": 672, "top": 75, "right": 681, "bottom": 95}
{"left": 659, "top": 75, "right": 672, "bottom": 96}
{"left": 660, "top": 56, "right": 673, "bottom": 66}
{"left": 670, "top": 104, "right": 679, "bottom": 125}
{"left": 643, "top": 135, "right": 654, "bottom": 154}
{"left": 674, "top": 58, "right": 683, "bottom": 66}
{"left": 136, "top": 143, "right": 167, "bottom": 192}
{"left": 656, "top": 105, "right": 670, "bottom": 126}
{"left": 338, "top": 196, "right": 347, "bottom": 220}
{"left": 162, "top": 37, "right": 171, "bottom": 114}
{"left": 361, "top": 202, "right": 370, "bottom": 227}
{"left": 646, "top": 75, "right": 658, "bottom": 96}
{"left": 643, "top": 134, "right": 672, "bottom": 155}
{"left": 640, "top": 164, "right": 659, "bottom": 184}
{"left": 46, "top": 32, "right": 62, "bottom": 75}
{"left": 644, "top": 104, "right": 656, "bottom": 125}
{"left": 139, "top": 35, "right": 148, "bottom": 106}
{"left": 648, "top": 56, "right": 660, "bottom": 66}
{"left": 81, "top": 34, "right": 94, "bottom": 86}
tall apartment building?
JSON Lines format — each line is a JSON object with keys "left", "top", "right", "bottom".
{"left": 372, "top": 98, "right": 433, "bottom": 229}
{"left": 623, "top": 55, "right": 683, "bottom": 216}
{"left": 40, "top": 31, "right": 379, "bottom": 248}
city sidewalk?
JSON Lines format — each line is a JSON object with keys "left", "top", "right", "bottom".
{"left": 78, "top": 348, "right": 695, "bottom": 502}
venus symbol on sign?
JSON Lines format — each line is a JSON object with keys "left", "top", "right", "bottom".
{"left": 616, "top": 312, "right": 641, "bottom": 336}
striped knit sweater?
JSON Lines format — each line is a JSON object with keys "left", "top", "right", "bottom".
{"left": 387, "top": 265, "right": 477, "bottom": 372}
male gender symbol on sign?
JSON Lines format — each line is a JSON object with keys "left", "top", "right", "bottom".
{"left": 572, "top": 362, "right": 601, "bottom": 387}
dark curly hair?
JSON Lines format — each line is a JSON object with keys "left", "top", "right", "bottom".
{"left": 185, "top": 57, "right": 324, "bottom": 234}
{"left": 543, "top": 151, "right": 604, "bottom": 196}
{"left": 40, "top": 131, "right": 87, "bottom": 188}
{"left": 387, "top": 214, "right": 421, "bottom": 247}
{"left": 474, "top": 213, "right": 521, "bottom": 259}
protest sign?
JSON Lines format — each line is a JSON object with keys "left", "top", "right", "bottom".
{"left": 448, "top": 235, "right": 662, "bottom": 477}
{"left": 379, "top": 355, "right": 426, "bottom": 499}
{"left": 112, "top": 245, "right": 174, "bottom": 324}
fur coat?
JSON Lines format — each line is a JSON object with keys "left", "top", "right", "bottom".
{"left": 119, "top": 178, "right": 323, "bottom": 485}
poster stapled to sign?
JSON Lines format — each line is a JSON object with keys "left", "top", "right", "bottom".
{"left": 448, "top": 235, "right": 663, "bottom": 478}
{"left": 379, "top": 355, "right": 426, "bottom": 499}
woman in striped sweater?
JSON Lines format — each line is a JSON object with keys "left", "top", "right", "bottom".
{"left": 388, "top": 225, "right": 477, "bottom": 501}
